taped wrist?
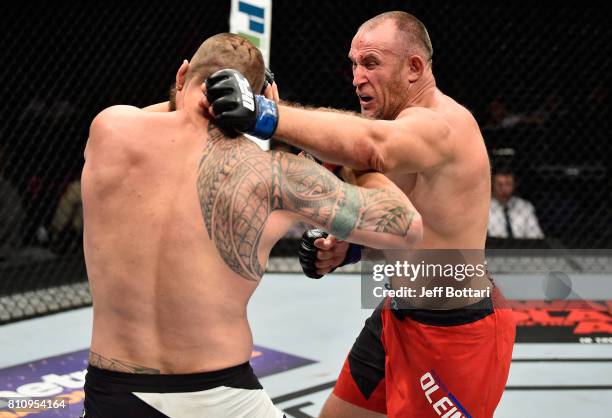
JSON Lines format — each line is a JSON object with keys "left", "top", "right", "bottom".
{"left": 251, "top": 95, "right": 278, "bottom": 139}
{"left": 339, "top": 243, "right": 363, "bottom": 267}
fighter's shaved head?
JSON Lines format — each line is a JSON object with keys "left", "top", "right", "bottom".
{"left": 188, "top": 33, "right": 265, "bottom": 93}
{"left": 169, "top": 33, "right": 265, "bottom": 111}
{"left": 359, "top": 11, "right": 433, "bottom": 62}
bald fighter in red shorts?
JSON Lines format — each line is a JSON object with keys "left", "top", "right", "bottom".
{"left": 204, "top": 11, "right": 516, "bottom": 418}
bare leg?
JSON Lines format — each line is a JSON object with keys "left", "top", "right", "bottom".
{"left": 318, "top": 393, "right": 386, "bottom": 418}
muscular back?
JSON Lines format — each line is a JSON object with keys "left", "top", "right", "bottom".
{"left": 82, "top": 106, "right": 418, "bottom": 373}
{"left": 83, "top": 107, "right": 251, "bottom": 373}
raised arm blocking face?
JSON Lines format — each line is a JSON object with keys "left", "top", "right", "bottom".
{"left": 197, "top": 125, "right": 421, "bottom": 281}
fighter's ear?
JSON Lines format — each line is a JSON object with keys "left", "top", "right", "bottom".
{"left": 406, "top": 55, "right": 426, "bottom": 82}
{"left": 176, "top": 59, "right": 189, "bottom": 91}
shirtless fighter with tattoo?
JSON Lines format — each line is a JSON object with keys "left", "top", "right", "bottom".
{"left": 80, "top": 33, "right": 422, "bottom": 418}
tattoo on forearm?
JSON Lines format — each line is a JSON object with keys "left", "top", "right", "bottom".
{"left": 88, "top": 351, "right": 160, "bottom": 374}
{"left": 357, "top": 188, "right": 416, "bottom": 236}
{"left": 329, "top": 185, "right": 360, "bottom": 239}
{"left": 197, "top": 125, "right": 414, "bottom": 281}
{"left": 271, "top": 154, "right": 413, "bottom": 239}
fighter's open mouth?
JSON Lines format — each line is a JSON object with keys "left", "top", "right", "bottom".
{"left": 359, "top": 95, "right": 373, "bottom": 103}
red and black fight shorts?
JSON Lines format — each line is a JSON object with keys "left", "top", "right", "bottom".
{"left": 333, "top": 294, "right": 516, "bottom": 418}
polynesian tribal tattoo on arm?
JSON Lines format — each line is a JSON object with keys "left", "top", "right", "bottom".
{"left": 197, "top": 125, "right": 414, "bottom": 282}
{"left": 88, "top": 351, "right": 160, "bottom": 374}
{"left": 274, "top": 154, "right": 414, "bottom": 239}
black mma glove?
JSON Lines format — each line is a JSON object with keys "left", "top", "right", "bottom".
{"left": 299, "top": 229, "right": 329, "bottom": 279}
{"left": 205, "top": 69, "right": 278, "bottom": 139}
{"left": 299, "top": 229, "right": 363, "bottom": 279}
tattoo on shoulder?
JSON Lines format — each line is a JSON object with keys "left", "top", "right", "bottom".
{"left": 88, "top": 351, "right": 160, "bottom": 374}
{"left": 197, "top": 126, "right": 414, "bottom": 281}
{"left": 197, "top": 125, "right": 272, "bottom": 281}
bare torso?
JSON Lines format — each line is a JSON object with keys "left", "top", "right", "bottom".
{"left": 82, "top": 104, "right": 417, "bottom": 373}
{"left": 383, "top": 91, "right": 491, "bottom": 307}
{"left": 389, "top": 91, "right": 490, "bottom": 249}
{"left": 82, "top": 109, "right": 282, "bottom": 373}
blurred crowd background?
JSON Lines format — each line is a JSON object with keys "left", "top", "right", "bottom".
{"left": 0, "top": 1, "right": 610, "bottom": 322}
